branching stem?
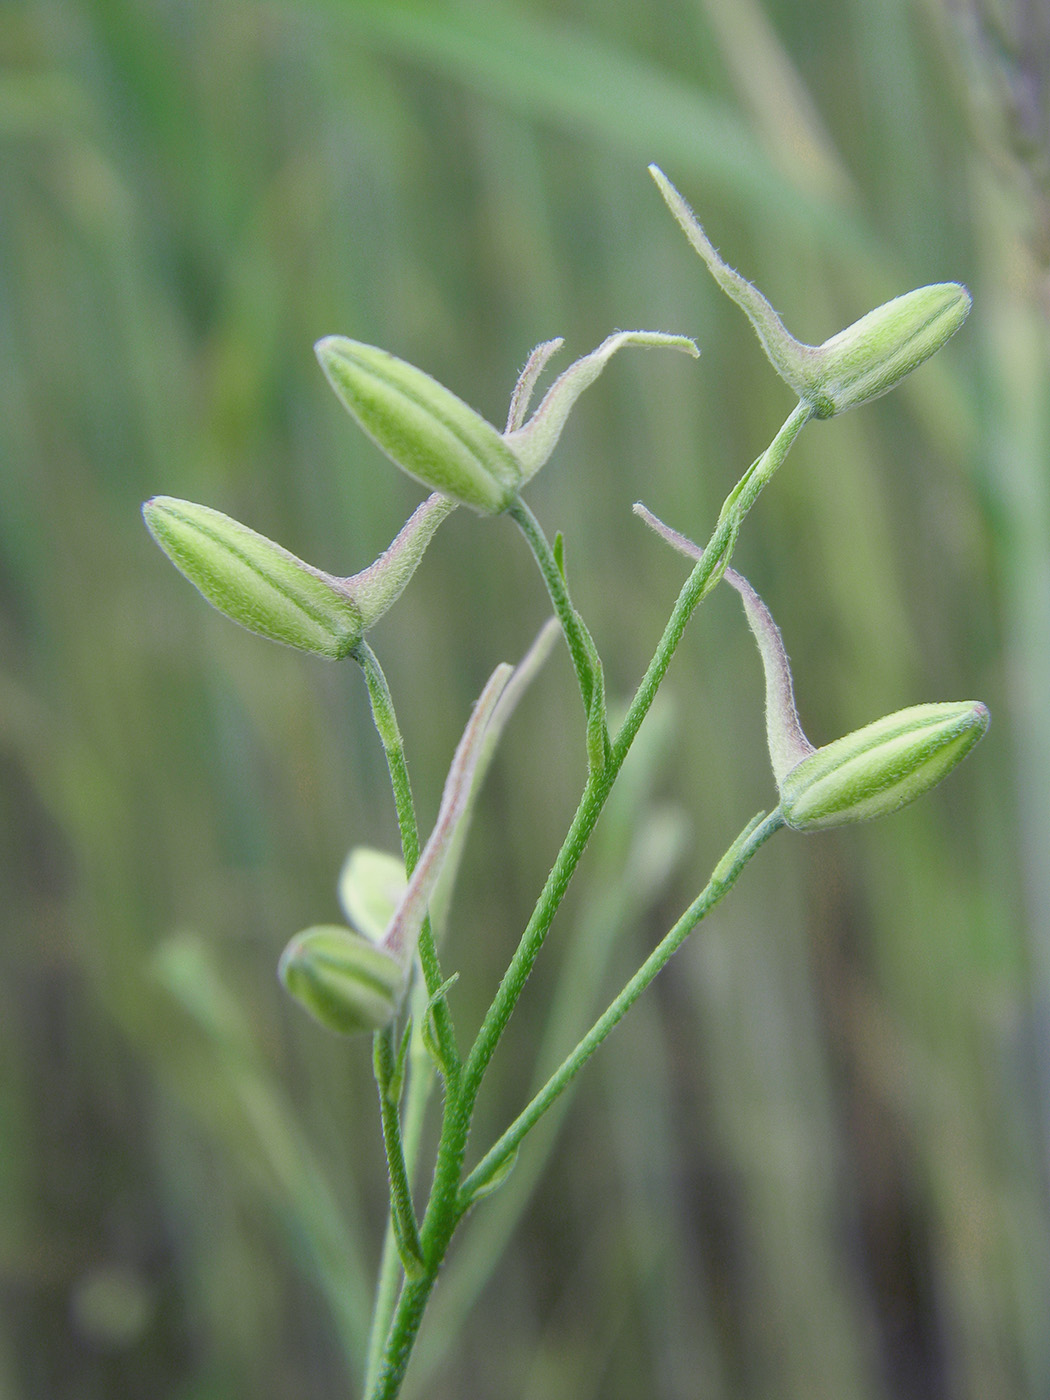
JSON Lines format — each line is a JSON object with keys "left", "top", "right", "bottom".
{"left": 364, "top": 403, "right": 811, "bottom": 1400}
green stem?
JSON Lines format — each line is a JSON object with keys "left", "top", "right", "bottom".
{"left": 367, "top": 1274, "right": 439, "bottom": 1400}
{"left": 460, "top": 809, "right": 785, "bottom": 1206}
{"left": 508, "top": 496, "right": 599, "bottom": 717}
{"left": 464, "top": 402, "right": 810, "bottom": 1132}
{"left": 351, "top": 640, "right": 459, "bottom": 1076}
{"left": 364, "top": 1034, "right": 435, "bottom": 1393}
{"left": 613, "top": 400, "right": 812, "bottom": 766}
{"left": 364, "top": 1228, "right": 402, "bottom": 1394}
{"left": 732, "top": 399, "right": 813, "bottom": 522}
{"left": 374, "top": 1029, "right": 425, "bottom": 1276}
{"left": 364, "top": 403, "right": 810, "bottom": 1399}
{"left": 351, "top": 640, "right": 461, "bottom": 1385}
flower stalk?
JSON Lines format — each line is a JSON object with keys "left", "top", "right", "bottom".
{"left": 142, "top": 163, "right": 982, "bottom": 1400}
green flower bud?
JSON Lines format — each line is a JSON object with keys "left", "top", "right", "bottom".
{"left": 317, "top": 331, "right": 698, "bottom": 513}
{"left": 278, "top": 926, "right": 406, "bottom": 1035}
{"left": 779, "top": 701, "right": 990, "bottom": 830}
{"left": 143, "top": 497, "right": 363, "bottom": 657}
{"left": 808, "top": 284, "right": 972, "bottom": 419}
{"left": 649, "top": 165, "right": 970, "bottom": 417}
{"left": 633, "top": 503, "right": 990, "bottom": 831}
{"left": 143, "top": 492, "right": 452, "bottom": 657}
{"left": 316, "top": 337, "right": 523, "bottom": 513}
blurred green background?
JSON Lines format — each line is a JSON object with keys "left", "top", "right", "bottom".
{"left": 3, "top": 0, "right": 1049, "bottom": 1396}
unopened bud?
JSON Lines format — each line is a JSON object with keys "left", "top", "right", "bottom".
{"left": 633, "top": 504, "right": 990, "bottom": 832}
{"left": 779, "top": 701, "right": 989, "bottom": 830}
{"left": 809, "top": 283, "right": 971, "bottom": 418}
{"left": 649, "top": 165, "right": 969, "bottom": 417}
{"left": 278, "top": 926, "right": 405, "bottom": 1035}
{"left": 144, "top": 492, "right": 452, "bottom": 656}
{"left": 143, "top": 497, "right": 363, "bottom": 658}
{"left": 317, "top": 331, "right": 698, "bottom": 512}
{"left": 316, "top": 337, "right": 522, "bottom": 513}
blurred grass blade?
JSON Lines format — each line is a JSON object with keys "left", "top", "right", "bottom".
{"left": 288, "top": 0, "right": 870, "bottom": 251}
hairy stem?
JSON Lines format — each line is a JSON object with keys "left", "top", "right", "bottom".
{"left": 374, "top": 1029, "right": 425, "bottom": 1275}
{"left": 364, "top": 1038, "right": 435, "bottom": 1392}
{"left": 351, "top": 640, "right": 459, "bottom": 1075}
{"left": 508, "top": 496, "right": 599, "bottom": 718}
{"left": 615, "top": 400, "right": 812, "bottom": 764}
{"left": 364, "top": 403, "right": 810, "bottom": 1399}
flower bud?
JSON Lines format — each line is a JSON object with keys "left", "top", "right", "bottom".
{"left": 278, "top": 926, "right": 406, "bottom": 1035}
{"left": 144, "top": 492, "right": 452, "bottom": 657}
{"left": 143, "top": 496, "right": 363, "bottom": 658}
{"left": 633, "top": 504, "right": 990, "bottom": 832}
{"left": 779, "top": 701, "right": 990, "bottom": 831}
{"left": 317, "top": 331, "right": 698, "bottom": 512}
{"left": 316, "top": 336, "right": 523, "bottom": 513}
{"left": 649, "top": 165, "right": 970, "bottom": 417}
{"left": 808, "top": 283, "right": 972, "bottom": 419}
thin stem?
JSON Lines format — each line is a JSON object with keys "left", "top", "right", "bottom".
{"left": 460, "top": 809, "right": 785, "bottom": 1206}
{"left": 614, "top": 400, "right": 812, "bottom": 765}
{"left": 465, "top": 403, "right": 810, "bottom": 1107}
{"left": 364, "top": 1035, "right": 436, "bottom": 1392}
{"left": 364, "top": 404, "right": 811, "bottom": 1399}
{"left": 460, "top": 498, "right": 737, "bottom": 1097}
{"left": 364, "top": 1228, "right": 401, "bottom": 1393}
{"left": 508, "top": 496, "right": 598, "bottom": 717}
{"left": 351, "top": 640, "right": 459, "bottom": 1075}
{"left": 731, "top": 398, "right": 812, "bottom": 522}
{"left": 351, "top": 640, "right": 461, "bottom": 1385}
{"left": 367, "top": 1274, "right": 438, "bottom": 1400}
{"left": 374, "top": 1029, "right": 425, "bottom": 1276}
{"left": 462, "top": 776, "right": 605, "bottom": 1100}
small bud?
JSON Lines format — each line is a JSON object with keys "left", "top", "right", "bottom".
{"left": 144, "top": 492, "right": 452, "bottom": 657}
{"left": 633, "top": 503, "right": 990, "bottom": 831}
{"left": 779, "top": 701, "right": 990, "bottom": 830}
{"left": 143, "top": 497, "right": 363, "bottom": 658}
{"left": 317, "top": 331, "right": 699, "bottom": 512}
{"left": 649, "top": 165, "right": 970, "bottom": 417}
{"left": 810, "top": 283, "right": 972, "bottom": 418}
{"left": 316, "top": 337, "right": 523, "bottom": 513}
{"left": 278, "top": 926, "right": 406, "bottom": 1035}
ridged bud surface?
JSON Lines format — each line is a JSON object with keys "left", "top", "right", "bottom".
{"left": 143, "top": 497, "right": 363, "bottom": 657}
{"left": 810, "top": 283, "right": 972, "bottom": 418}
{"left": 316, "top": 337, "right": 522, "bottom": 513}
{"left": 649, "top": 166, "right": 970, "bottom": 419}
{"left": 780, "top": 701, "right": 989, "bottom": 831}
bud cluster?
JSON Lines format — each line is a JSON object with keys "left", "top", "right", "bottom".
{"left": 277, "top": 622, "right": 558, "bottom": 1034}
{"left": 141, "top": 162, "right": 988, "bottom": 1052}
